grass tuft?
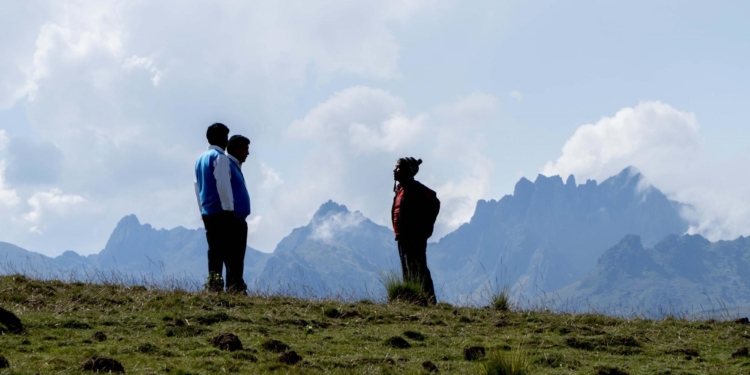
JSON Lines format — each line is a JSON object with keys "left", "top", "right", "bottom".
{"left": 489, "top": 284, "right": 512, "bottom": 312}
{"left": 380, "top": 271, "right": 428, "bottom": 306}
{"left": 482, "top": 347, "right": 530, "bottom": 375}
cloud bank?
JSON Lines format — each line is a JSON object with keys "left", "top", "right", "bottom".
{"left": 543, "top": 101, "right": 750, "bottom": 241}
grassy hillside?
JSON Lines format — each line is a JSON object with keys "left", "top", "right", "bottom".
{"left": 0, "top": 275, "right": 749, "bottom": 374}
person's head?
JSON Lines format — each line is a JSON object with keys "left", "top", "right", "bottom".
{"left": 206, "top": 123, "right": 230, "bottom": 150}
{"left": 393, "top": 157, "right": 422, "bottom": 183}
{"left": 227, "top": 135, "right": 251, "bottom": 163}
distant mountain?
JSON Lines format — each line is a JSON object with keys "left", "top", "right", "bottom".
{"left": 428, "top": 167, "right": 689, "bottom": 300}
{"left": 554, "top": 234, "right": 750, "bottom": 318}
{"left": 0, "top": 167, "right": 698, "bottom": 309}
{"left": 256, "top": 200, "right": 399, "bottom": 298}
{"left": 93, "top": 214, "right": 270, "bottom": 281}
{"left": 0, "top": 216, "right": 270, "bottom": 285}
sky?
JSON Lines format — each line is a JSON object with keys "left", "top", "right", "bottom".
{"left": 0, "top": 0, "right": 749, "bottom": 255}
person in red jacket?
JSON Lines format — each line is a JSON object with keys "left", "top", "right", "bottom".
{"left": 392, "top": 157, "right": 439, "bottom": 304}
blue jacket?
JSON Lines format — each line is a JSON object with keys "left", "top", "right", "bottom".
{"left": 228, "top": 155, "right": 251, "bottom": 219}
{"left": 194, "top": 146, "right": 234, "bottom": 215}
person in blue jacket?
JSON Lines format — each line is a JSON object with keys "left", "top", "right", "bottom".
{"left": 194, "top": 123, "right": 250, "bottom": 293}
{"left": 223, "top": 134, "right": 252, "bottom": 293}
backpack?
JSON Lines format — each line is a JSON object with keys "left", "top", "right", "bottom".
{"left": 417, "top": 183, "right": 440, "bottom": 239}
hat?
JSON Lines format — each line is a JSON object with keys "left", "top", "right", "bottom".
{"left": 400, "top": 157, "right": 422, "bottom": 176}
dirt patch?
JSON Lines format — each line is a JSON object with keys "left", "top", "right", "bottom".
{"left": 731, "top": 347, "right": 749, "bottom": 358}
{"left": 422, "top": 360, "right": 438, "bottom": 372}
{"left": 80, "top": 356, "right": 125, "bottom": 373}
{"left": 0, "top": 307, "right": 23, "bottom": 334}
{"left": 92, "top": 331, "right": 107, "bottom": 342}
{"left": 596, "top": 366, "right": 629, "bottom": 375}
{"left": 211, "top": 333, "right": 243, "bottom": 352}
{"left": 277, "top": 350, "right": 303, "bottom": 365}
{"left": 262, "top": 339, "right": 290, "bottom": 353}
{"left": 62, "top": 320, "right": 91, "bottom": 329}
{"left": 196, "top": 312, "right": 230, "bottom": 325}
{"left": 384, "top": 336, "right": 411, "bottom": 349}
{"left": 463, "top": 346, "right": 485, "bottom": 361}
{"left": 403, "top": 331, "right": 425, "bottom": 341}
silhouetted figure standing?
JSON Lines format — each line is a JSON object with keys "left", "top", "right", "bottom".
{"left": 391, "top": 157, "right": 440, "bottom": 304}
{"left": 224, "top": 135, "right": 252, "bottom": 294}
{"left": 195, "top": 123, "right": 238, "bottom": 292}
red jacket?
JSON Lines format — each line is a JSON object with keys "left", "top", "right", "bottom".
{"left": 392, "top": 180, "right": 440, "bottom": 240}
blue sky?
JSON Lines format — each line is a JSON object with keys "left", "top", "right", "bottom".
{"left": 0, "top": 1, "right": 748, "bottom": 255}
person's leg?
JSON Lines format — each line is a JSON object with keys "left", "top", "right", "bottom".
{"left": 413, "top": 240, "right": 436, "bottom": 304}
{"left": 397, "top": 239, "right": 410, "bottom": 282}
{"left": 225, "top": 217, "right": 248, "bottom": 294}
{"left": 203, "top": 213, "right": 229, "bottom": 292}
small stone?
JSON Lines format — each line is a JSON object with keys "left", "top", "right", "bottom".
{"left": 277, "top": 350, "right": 302, "bottom": 365}
{"left": 92, "top": 332, "right": 107, "bottom": 342}
{"left": 422, "top": 360, "right": 438, "bottom": 372}
{"left": 80, "top": 356, "right": 125, "bottom": 373}
{"left": 210, "top": 333, "right": 243, "bottom": 352}
{"left": 463, "top": 346, "right": 486, "bottom": 361}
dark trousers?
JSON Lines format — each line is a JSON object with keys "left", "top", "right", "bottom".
{"left": 397, "top": 238, "right": 436, "bottom": 304}
{"left": 203, "top": 212, "right": 248, "bottom": 293}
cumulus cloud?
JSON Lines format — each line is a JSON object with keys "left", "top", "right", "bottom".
{"left": 543, "top": 101, "right": 750, "bottom": 241}
{"left": 22, "top": 189, "right": 87, "bottom": 234}
{"left": 0, "top": 161, "right": 20, "bottom": 208}
{"left": 509, "top": 90, "right": 523, "bottom": 101}
{"left": 253, "top": 88, "right": 499, "bottom": 249}
{"left": 0, "top": 1, "right": 442, "bottom": 254}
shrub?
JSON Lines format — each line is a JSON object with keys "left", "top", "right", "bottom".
{"left": 483, "top": 348, "right": 529, "bottom": 375}
{"left": 380, "top": 271, "right": 428, "bottom": 306}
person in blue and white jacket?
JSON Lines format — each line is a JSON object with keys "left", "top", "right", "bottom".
{"left": 194, "top": 123, "right": 251, "bottom": 293}
{"left": 223, "top": 134, "right": 252, "bottom": 293}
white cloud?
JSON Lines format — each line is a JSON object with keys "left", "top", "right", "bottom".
{"left": 22, "top": 188, "right": 87, "bottom": 234}
{"left": 542, "top": 101, "right": 701, "bottom": 182}
{"left": 510, "top": 90, "right": 523, "bottom": 101}
{"left": 122, "top": 55, "right": 163, "bottom": 87}
{"left": 311, "top": 211, "right": 366, "bottom": 242}
{"left": 0, "top": 161, "right": 20, "bottom": 208}
{"left": 288, "top": 86, "right": 410, "bottom": 142}
{"left": 349, "top": 113, "right": 428, "bottom": 153}
{"left": 543, "top": 101, "right": 750, "bottom": 242}
{"left": 259, "top": 163, "right": 284, "bottom": 191}
{"left": 0, "top": 1, "right": 443, "bottom": 254}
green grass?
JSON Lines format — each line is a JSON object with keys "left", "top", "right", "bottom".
{"left": 0, "top": 274, "right": 749, "bottom": 373}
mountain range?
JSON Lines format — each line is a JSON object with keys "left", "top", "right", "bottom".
{"left": 3, "top": 166, "right": 748, "bottom": 317}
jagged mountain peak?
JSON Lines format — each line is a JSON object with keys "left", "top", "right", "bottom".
{"left": 313, "top": 200, "right": 350, "bottom": 220}
{"left": 116, "top": 214, "right": 141, "bottom": 228}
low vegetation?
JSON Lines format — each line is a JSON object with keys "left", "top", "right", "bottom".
{"left": 0, "top": 275, "right": 749, "bottom": 373}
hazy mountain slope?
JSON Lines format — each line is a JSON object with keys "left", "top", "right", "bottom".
{"left": 428, "top": 167, "right": 689, "bottom": 300}
{"left": 554, "top": 234, "right": 750, "bottom": 317}
{"left": 256, "top": 201, "right": 399, "bottom": 298}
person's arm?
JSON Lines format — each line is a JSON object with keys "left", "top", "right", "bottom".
{"left": 194, "top": 180, "right": 203, "bottom": 214}
{"left": 213, "top": 155, "right": 234, "bottom": 211}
